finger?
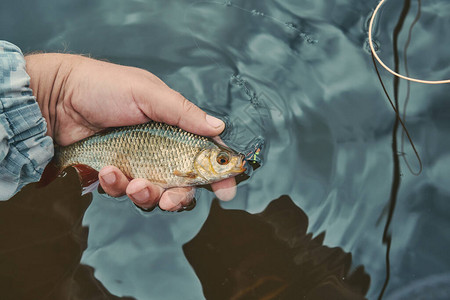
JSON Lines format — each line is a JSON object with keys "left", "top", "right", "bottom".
{"left": 126, "top": 179, "right": 164, "bottom": 209}
{"left": 99, "top": 166, "right": 130, "bottom": 197}
{"left": 212, "top": 136, "right": 228, "bottom": 147}
{"left": 159, "top": 187, "right": 195, "bottom": 211}
{"left": 134, "top": 81, "right": 225, "bottom": 137}
{"left": 211, "top": 177, "right": 237, "bottom": 201}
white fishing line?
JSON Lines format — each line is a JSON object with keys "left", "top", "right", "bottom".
{"left": 369, "top": 0, "right": 450, "bottom": 84}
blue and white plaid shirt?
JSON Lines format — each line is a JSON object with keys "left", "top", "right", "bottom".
{"left": 0, "top": 41, "right": 53, "bottom": 200}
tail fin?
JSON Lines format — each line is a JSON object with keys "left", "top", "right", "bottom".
{"left": 38, "top": 160, "right": 63, "bottom": 187}
{"left": 70, "top": 164, "right": 100, "bottom": 195}
{"left": 37, "top": 144, "right": 100, "bottom": 194}
{"left": 38, "top": 162, "right": 100, "bottom": 195}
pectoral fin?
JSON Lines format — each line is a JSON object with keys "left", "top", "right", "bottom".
{"left": 173, "top": 170, "right": 197, "bottom": 178}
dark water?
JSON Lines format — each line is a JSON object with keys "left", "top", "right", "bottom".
{"left": 1, "top": 0, "right": 450, "bottom": 299}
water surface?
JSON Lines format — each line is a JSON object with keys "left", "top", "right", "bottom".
{"left": 1, "top": 0, "right": 450, "bottom": 299}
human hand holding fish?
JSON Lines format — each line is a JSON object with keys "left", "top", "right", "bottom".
{"left": 25, "top": 53, "right": 242, "bottom": 211}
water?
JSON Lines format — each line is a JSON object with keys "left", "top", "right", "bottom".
{"left": 1, "top": 0, "right": 450, "bottom": 299}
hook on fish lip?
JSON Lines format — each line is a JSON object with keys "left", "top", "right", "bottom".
{"left": 241, "top": 139, "right": 263, "bottom": 175}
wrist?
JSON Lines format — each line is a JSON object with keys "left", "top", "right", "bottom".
{"left": 25, "top": 53, "right": 76, "bottom": 139}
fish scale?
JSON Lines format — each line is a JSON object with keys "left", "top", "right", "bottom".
{"left": 54, "top": 122, "right": 244, "bottom": 188}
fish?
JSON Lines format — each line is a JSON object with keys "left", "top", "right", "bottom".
{"left": 42, "top": 122, "right": 247, "bottom": 190}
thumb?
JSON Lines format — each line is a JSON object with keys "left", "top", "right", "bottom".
{"left": 135, "top": 82, "right": 225, "bottom": 137}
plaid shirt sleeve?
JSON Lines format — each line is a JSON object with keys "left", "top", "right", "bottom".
{"left": 0, "top": 41, "right": 54, "bottom": 200}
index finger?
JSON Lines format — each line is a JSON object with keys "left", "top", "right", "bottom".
{"left": 133, "top": 76, "right": 225, "bottom": 136}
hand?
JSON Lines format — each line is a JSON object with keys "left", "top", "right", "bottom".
{"left": 25, "top": 53, "right": 236, "bottom": 211}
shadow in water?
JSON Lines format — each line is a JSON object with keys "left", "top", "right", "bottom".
{"left": 183, "top": 195, "right": 371, "bottom": 300}
{"left": 0, "top": 169, "right": 135, "bottom": 300}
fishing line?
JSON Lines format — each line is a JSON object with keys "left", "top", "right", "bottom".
{"left": 400, "top": 0, "right": 422, "bottom": 175}
{"left": 372, "top": 1, "right": 422, "bottom": 299}
{"left": 370, "top": 0, "right": 424, "bottom": 176}
{"left": 369, "top": 0, "right": 450, "bottom": 84}
{"left": 371, "top": 0, "right": 405, "bottom": 292}
{"left": 370, "top": 54, "right": 423, "bottom": 179}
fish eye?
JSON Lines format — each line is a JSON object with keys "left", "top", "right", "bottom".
{"left": 216, "top": 152, "right": 230, "bottom": 165}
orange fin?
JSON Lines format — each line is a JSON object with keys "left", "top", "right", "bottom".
{"left": 38, "top": 160, "right": 63, "bottom": 188}
{"left": 72, "top": 164, "right": 99, "bottom": 193}
{"left": 173, "top": 170, "right": 197, "bottom": 178}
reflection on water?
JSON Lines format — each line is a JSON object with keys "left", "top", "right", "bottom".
{"left": 184, "top": 196, "right": 370, "bottom": 299}
{"left": 1, "top": 0, "right": 450, "bottom": 299}
{"left": 0, "top": 169, "right": 135, "bottom": 300}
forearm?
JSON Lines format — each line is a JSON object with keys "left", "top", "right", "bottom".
{"left": 0, "top": 41, "right": 54, "bottom": 200}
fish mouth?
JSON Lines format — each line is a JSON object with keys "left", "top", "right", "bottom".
{"left": 232, "top": 155, "right": 247, "bottom": 173}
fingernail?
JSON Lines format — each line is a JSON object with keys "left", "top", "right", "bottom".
{"left": 206, "top": 115, "right": 224, "bottom": 129}
{"left": 131, "top": 188, "right": 150, "bottom": 203}
{"left": 134, "top": 203, "right": 156, "bottom": 212}
{"left": 102, "top": 172, "right": 116, "bottom": 185}
{"left": 166, "top": 191, "right": 185, "bottom": 205}
{"left": 214, "top": 186, "right": 236, "bottom": 201}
